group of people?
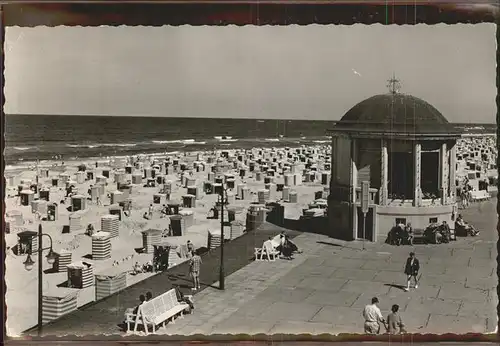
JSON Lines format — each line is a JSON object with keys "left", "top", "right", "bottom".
{"left": 132, "top": 260, "right": 155, "bottom": 274}
{"left": 424, "top": 221, "right": 452, "bottom": 244}
{"left": 363, "top": 298, "right": 406, "bottom": 335}
{"left": 124, "top": 287, "right": 195, "bottom": 325}
{"left": 387, "top": 222, "right": 414, "bottom": 246}
{"left": 363, "top": 252, "right": 421, "bottom": 334}
{"left": 262, "top": 231, "right": 301, "bottom": 260}
{"left": 389, "top": 215, "right": 478, "bottom": 246}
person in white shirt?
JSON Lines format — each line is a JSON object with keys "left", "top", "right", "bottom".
{"left": 263, "top": 237, "right": 274, "bottom": 250}
{"left": 363, "top": 297, "right": 386, "bottom": 334}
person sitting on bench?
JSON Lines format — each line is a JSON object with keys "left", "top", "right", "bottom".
{"left": 439, "top": 221, "right": 451, "bottom": 243}
{"left": 173, "top": 284, "right": 194, "bottom": 313}
{"left": 404, "top": 223, "right": 414, "bottom": 246}
{"left": 455, "top": 214, "right": 479, "bottom": 236}
{"left": 123, "top": 294, "right": 146, "bottom": 323}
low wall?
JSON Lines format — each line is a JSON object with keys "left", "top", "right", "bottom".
{"left": 375, "top": 204, "right": 455, "bottom": 242}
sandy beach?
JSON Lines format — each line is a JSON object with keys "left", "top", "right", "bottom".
{"left": 4, "top": 133, "right": 497, "bottom": 335}
{"left": 4, "top": 145, "right": 331, "bottom": 335}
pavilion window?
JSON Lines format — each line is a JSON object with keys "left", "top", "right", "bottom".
{"left": 421, "top": 151, "right": 440, "bottom": 199}
{"left": 388, "top": 151, "right": 414, "bottom": 200}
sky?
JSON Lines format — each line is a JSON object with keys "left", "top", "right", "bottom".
{"left": 4, "top": 24, "right": 496, "bottom": 122}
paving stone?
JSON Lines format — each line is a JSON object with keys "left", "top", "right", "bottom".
{"left": 371, "top": 270, "right": 404, "bottom": 284}
{"left": 258, "top": 301, "right": 323, "bottom": 323}
{"left": 438, "top": 285, "right": 488, "bottom": 302}
{"left": 362, "top": 260, "right": 402, "bottom": 272}
{"left": 425, "top": 314, "right": 488, "bottom": 333}
{"left": 321, "top": 258, "right": 367, "bottom": 269}
{"left": 330, "top": 268, "right": 378, "bottom": 280}
{"left": 259, "top": 286, "right": 314, "bottom": 303}
{"left": 465, "top": 276, "right": 496, "bottom": 290}
{"left": 420, "top": 272, "right": 467, "bottom": 286}
{"left": 457, "top": 300, "right": 497, "bottom": 319}
{"left": 468, "top": 258, "right": 496, "bottom": 270}
{"left": 310, "top": 306, "right": 364, "bottom": 326}
{"left": 232, "top": 298, "right": 279, "bottom": 318}
{"left": 340, "top": 280, "right": 391, "bottom": 295}
{"left": 296, "top": 277, "right": 347, "bottom": 292}
{"left": 303, "top": 289, "right": 359, "bottom": 307}
{"left": 405, "top": 297, "right": 461, "bottom": 315}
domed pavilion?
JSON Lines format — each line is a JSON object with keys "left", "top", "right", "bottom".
{"left": 327, "top": 76, "right": 462, "bottom": 242}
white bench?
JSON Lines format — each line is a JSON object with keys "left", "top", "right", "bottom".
{"left": 125, "top": 289, "right": 190, "bottom": 334}
{"left": 255, "top": 241, "right": 279, "bottom": 261}
{"left": 470, "top": 190, "right": 491, "bottom": 202}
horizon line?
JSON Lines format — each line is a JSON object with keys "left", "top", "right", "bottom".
{"left": 4, "top": 114, "right": 497, "bottom": 125}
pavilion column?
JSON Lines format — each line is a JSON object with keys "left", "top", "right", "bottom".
{"left": 440, "top": 143, "right": 448, "bottom": 204}
{"left": 413, "top": 142, "right": 422, "bottom": 207}
{"left": 351, "top": 139, "right": 358, "bottom": 204}
{"left": 380, "top": 139, "right": 388, "bottom": 205}
{"left": 449, "top": 144, "right": 457, "bottom": 202}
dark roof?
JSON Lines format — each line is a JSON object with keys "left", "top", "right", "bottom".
{"left": 330, "top": 93, "right": 461, "bottom": 139}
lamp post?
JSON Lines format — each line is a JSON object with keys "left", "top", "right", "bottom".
{"left": 218, "top": 184, "right": 230, "bottom": 290}
{"left": 23, "top": 224, "right": 57, "bottom": 336}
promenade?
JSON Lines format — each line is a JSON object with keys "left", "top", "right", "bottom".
{"left": 34, "top": 199, "right": 496, "bottom": 336}
{"left": 157, "top": 199, "right": 497, "bottom": 335}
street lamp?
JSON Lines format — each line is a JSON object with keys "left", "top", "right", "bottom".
{"left": 217, "top": 183, "right": 230, "bottom": 290}
{"left": 23, "top": 224, "right": 56, "bottom": 336}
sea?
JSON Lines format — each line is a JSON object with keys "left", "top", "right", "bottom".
{"left": 4, "top": 114, "right": 335, "bottom": 165}
{"left": 4, "top": 114, "right": 496, "bottom": 167}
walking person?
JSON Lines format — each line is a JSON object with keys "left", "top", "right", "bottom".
{"left": 404, "top": 252, "right": 420, "bottom": 292}
{"left": 189, "top": 250, "right": 202, "bottom": 291}
{"left": 362, "top": 297, "right": 386, "bottom": 334}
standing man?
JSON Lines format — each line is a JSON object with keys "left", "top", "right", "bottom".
{"left": 189, "top": 250, "right": 202, "bottom": 291}
{"left": 363, "top": 297, "right": 386, "bottom": 334}
{"left": 404, "top": 252, "right": 420, "bottom": 292}
{"left": 148, "top": 204, "right": 154, "bottom": 219}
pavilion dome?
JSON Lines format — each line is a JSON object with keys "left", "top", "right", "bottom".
{"left": 336, "top": 93, "right": 456, "bottom": 135}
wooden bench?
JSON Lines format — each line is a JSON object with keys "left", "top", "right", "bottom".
{"left": 255, "top": 242, "right": 279, "bottom": 261}
{"left": 125, "top": 289, "right": 190, "bottom": 334}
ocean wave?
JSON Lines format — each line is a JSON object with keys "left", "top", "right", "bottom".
{"left": 265, "top": 138, "right": 280, "bottom": 142}
{"left": 313, "top": 140, "right": 330, "bottom": 144}
{"left": 152, "top": 140, "right": 182, "bottom": 144}
{"left": 66, "top": 144, "right": 100, "bottom": 149}
{"left": 102, "top": 143, "right": 137, "bottom": 147}
{"left": 186, "top": 141, "right": 206, "bottom": 145}
{"left": 152, "top": 139, "right": 196, "bottom": 145}
{"left": 13, "top": 147, "right": 34, "bottom": 151}
{"left": 214, "top": 136, "right": 233, "bottom": 140}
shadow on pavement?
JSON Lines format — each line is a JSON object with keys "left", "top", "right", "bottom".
{"left": 384, "top": 283, "right": 407, "bottom": 291}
